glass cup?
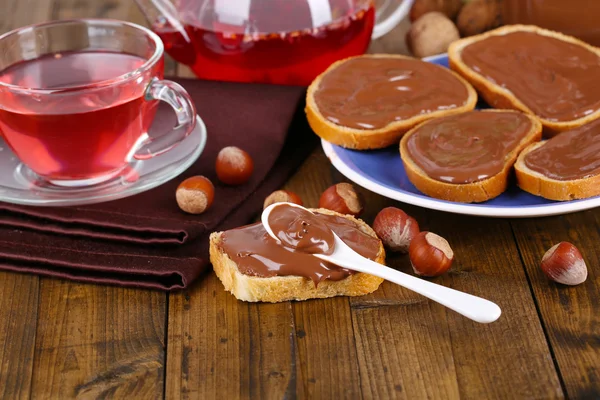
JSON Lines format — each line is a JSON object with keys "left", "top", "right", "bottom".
{"left": 0, "top": 19, "right": 197, "bottom": 187}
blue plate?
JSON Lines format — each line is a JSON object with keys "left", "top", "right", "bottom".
{"left": 321, "top": 54, "right": 600, "bottom": 218}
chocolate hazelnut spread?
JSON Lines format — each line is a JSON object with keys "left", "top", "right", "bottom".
{"left": 524, "top": 119, "right": 600, "bottom": 181}
{"left": 313, "top": 56, "right": 470, "bottom": 130}
{"left": 218, "top": 211, "right": 380, "bottom": 285}
{"left": 405, "top": 111, "right": 533, "bottom": 184}
{"left": 267, "top": 204, "right": 335, "bottom": 255}
{"left": 460, "top": 31, "right": 600, "bottom": 122}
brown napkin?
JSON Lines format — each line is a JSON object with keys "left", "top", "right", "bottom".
{"left": 0, "top": 78, "right": 316, "bottom": 290}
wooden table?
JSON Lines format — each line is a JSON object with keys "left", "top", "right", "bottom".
{"left": 1, "top": 2, "right": 599, "bottom": 399}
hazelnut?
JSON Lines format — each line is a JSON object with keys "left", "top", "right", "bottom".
{"left": 541, "top": 242, "right": 587, "bottom": 285}
{"left": 373, "top": 207, "right": 420, "bottom": 253}
{"left": 409, "top": 231, "right": 454, "bottom": 277}
{"left": 406, "top": 12, "right": 460, "bottom": 58}
{"left": 215, "top": 146, "right": 254, "bottom": 185}
{"left": 456, "top": 0, "right": 502, "bottom": 37}
{"left": 263, "top": 190, "right": 303, "bottom": 209}
{"left": 318, "top": 183, "right": 364, "bottom": 217}
{"left": 176, "top": 175, "right": 215, "bottom": 214}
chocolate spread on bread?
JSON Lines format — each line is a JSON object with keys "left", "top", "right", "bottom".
{"left": 524, "top": 119, "right": 600, "bottom": 181}
{"left": 406, "top": 111, "right": 533, "bottom": 184}
{"left": 218, "top": 209, "right": 380, "bottom": 285}
{"left": 460, "top": 31, "right": 600, "bottom": 122}
{"left": 267, "top": 204, "right": 335, "bottom": 255}
{"left": 313, "top": 57, "right": 470, "bottom": 130}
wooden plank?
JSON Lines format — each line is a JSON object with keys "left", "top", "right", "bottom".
{"left": 165, "top": 274, "right": 302, "bottom": 399}
{"left": 0, "top": 272, "right": 39, "bottom": 400}
{"left": 292, "top": 297, "right": 362, "bottom": 399}
{"left": 31, "top": 281, "right": 166, "bottom": 398}
{"left": 511, "top": 210, "right": 600, "bottom": 398}
{"left": 0, "top": 2, "right": 53, "bottom": 398}
{"left": 318, "top": 151, "right": 564, "bottom": 399}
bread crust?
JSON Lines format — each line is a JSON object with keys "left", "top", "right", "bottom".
{"left": 515, "top": 142, "right": 600, "bottom": 201}
{"left": 209, "top": 208, "right": 386, "bottom": 303}
{"left": 305, "top": 54, "right": 478, "bottom": 150}
{"left": 448, "top": 24, "right": 600, "bottom": 137}
{"left": 399, "top": 110, "right": 543, "bottom": 203}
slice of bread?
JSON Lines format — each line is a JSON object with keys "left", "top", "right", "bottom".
{"left": 305, "top": 54, "right": 478, "bottom": 150}
{"left": 209, "top": 208, "right": 386, "bottom": 303}
{"left": 399, "top": 110, "right": 543, "bottom": 203}
{"left": 448, "top": 25, "right": 600, "bottom": 137}
{"left": 515, "top": 142, "right": 600, "bottom": 201}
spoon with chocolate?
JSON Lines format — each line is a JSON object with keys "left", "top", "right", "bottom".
{"left": 262, "top": 202, "right": 501, "bottom": 324}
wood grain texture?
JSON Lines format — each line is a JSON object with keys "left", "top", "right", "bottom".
{"left": 292, "top": 297, "right": 362, "bottom": 399}
{"left": 511, "top": 211, "right": 600, "bottom": 399}
{"left": 1, "top": 0, "right": 597, "bottom": 398}
{"left": 0, "top": 2, "right": 52, "bottom": 398}
{"left": 165, "top": 273, "right": 302, "bottom": 399}
{"left": 0, "top": 272, "right": 39, "bottom": 400}
{"left": 31, "top": 281, "right": 166, "bottom": 399}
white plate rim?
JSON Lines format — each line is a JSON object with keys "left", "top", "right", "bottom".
{"left": 322, "top": 139, "right": 600, "bottom": 218}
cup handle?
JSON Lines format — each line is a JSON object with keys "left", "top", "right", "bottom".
{"left": 371, "top": 0, "right": 415, "bottom": 39}
{"left": 134, "top": 78, "right": 197, "bottom": 160}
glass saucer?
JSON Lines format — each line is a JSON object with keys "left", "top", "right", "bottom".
{"left": 0, "top": 115, "right": 207, "bottom": 206}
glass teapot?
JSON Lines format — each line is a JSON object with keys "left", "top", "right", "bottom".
{"left": 135, "top": 0, "right": 413, "bottom": 85}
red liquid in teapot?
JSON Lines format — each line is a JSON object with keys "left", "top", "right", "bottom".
{"left": 153, "top": 1, "right": 375, "bottom": 85}
{"left": 0, "top": 51, "right": 162, "bottom": 181}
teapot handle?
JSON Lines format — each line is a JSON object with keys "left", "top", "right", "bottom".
{"left": 371, "top": 0, "right": 415, "bottom": 39}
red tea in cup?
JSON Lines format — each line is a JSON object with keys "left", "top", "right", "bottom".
{"left": 0, "top": 19, "right": 197, "bottom": 187}
{"left": 0, "top": 51, "right": 162, "bottom": 182}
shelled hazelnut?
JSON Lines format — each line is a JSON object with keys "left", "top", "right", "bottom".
{"left": 409, "top": 231, "right": 454, "bottom": 277}
{"left": 215, "top": 146, "right": 254, "bottom": 185}
{"left": 373, "top": 207, "right": 420, "bottom": 253}
{"left": 456, "top": 0, "right": 502, "bottom": 37}
{"left": 406, "top": 12, "right": 460, "bottom": 58}
{"left": 318, "top": 183, "right": 364, "bottom": 217}
{"left": 176, "top": 175, "right": 215, "bottom": 214}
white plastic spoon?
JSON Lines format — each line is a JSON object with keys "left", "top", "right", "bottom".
{"left": 262, "top": 202, "right": 501, "bottom": 324}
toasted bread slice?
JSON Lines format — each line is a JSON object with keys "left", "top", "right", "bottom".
{"left": 305, "top": 54, "right": 478, "bottom": 150}
{"left": 209, "top": 208, "right": 385, "bottom": 303}
{"left": 448, "top": 25, "right": 600, "bottom": 137}
{"left": 515, "top": 143, "right": 600, "bottom": 201}
{"left": 399, "top": 110, "right": 543, "bottom": 203}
